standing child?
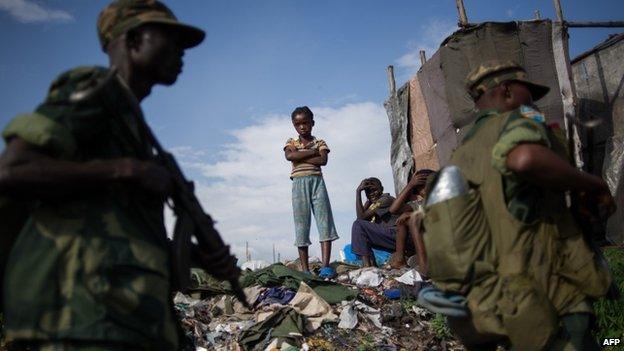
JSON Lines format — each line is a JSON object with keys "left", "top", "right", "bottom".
{"left": 284, "top": 106, "right": 339, "bottom": 278}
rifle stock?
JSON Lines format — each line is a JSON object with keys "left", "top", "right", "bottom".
{"left": 158, "top": 150, "right": 249, "bottom": 308}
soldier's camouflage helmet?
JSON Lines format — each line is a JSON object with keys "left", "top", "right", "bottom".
{"left": 97, "top": 0, "right": 205, "bottom": 51}
{"left": 465, "top": 60, "right": 550, "bottom": 101}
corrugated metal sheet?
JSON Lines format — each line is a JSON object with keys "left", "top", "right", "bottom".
{"left": 384, "top": 83, "right": 413, "bottom": 195}
{"left": 572, "top": 33, "right": 624, "bottom": 244}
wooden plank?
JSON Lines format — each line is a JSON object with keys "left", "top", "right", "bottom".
{"left": 387, "top": 65, "right": 396, "bottom": 96}
{"left": 553, "top": 0, "right": 563, "bottom": 22}
{"left": 455, "top": 0, "right": 468, "bottom": 27}
{"left": 419, "top": 50, "right": 427, "bottom": 66}
{"left": 551, "top": 21, "right": 584, "bottom": 169}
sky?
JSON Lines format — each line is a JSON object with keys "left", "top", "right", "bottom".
{"left": 1, "top": 0, "right": 623, "bottom": 263}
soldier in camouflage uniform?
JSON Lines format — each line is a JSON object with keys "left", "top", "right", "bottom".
{"left": 0, "top": 1, "right": 237, "bottom": 350}
{"left": 443, "top": 61, "right": 615, "bottom": 350}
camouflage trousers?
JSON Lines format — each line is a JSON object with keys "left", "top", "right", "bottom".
{"left": 449, "top": 313, "right": 600, "bottom": 351}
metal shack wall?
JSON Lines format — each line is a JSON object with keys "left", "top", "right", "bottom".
{"left": 385, "top": 20, "right": 569, "bottom": 195}
{"left": 384, "top": 83, "right": 413, "bottom": 195}
{"left": 436, "top": 20, "right": 564, "bottom": 156}
{"left": 572, "top": 35, "right": 624, "bottom": 244}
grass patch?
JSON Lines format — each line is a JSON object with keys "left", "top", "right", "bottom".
{"left": 431, "top": 313, "right": 452, "bottom": 340}
{"left": 594, "top": 247, "right": 624, "bottom": 345}
{"left": 356, "top": 333, "right": 376, "bottom": 351}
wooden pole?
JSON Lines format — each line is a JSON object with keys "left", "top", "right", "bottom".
{"left": 566, "top": 21, "right": 624, "bottom": 28}
{"left": 534, "top": 10, "right": 541, "bottom": 20}
{"left": 455, "top": 0, "right": 468, "bottom": 26}
{"left": 553, "top": 0, "right": 564, "bottom": 22}
{"left": 419, "top": 50, "right": 427, "bottom": 66}
{"left": 387, "top": 65, "right": 396, "bottom": 96}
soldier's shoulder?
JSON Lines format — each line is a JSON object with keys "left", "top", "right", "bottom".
{"left": 505, "top": 105, "right": 546, "bottom": 126}
{"left": 45, "top": 66, "right": 112, "bottom": 104}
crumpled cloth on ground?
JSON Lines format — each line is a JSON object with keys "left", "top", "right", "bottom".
{"left": 263, "top": 338, "right": 299, "bottom": 351}
{"left": 394, "top": 269, "right": 423, "bottom": 286}
{"left": 213, "top": 285, "right": 265, "bottom": 318}
{"left": 190, "top": 267, "right": 232, "bottom": 294}
{"left": 417, "top": 286, "right": 469, "bottom": 318}
{"left": 257, "top": 286, "right": 296, "bottom": 306}
{"left": 347, "top": 267, "right": 384, "bottom": 287}
{"left": 240, "top": 263, "right": 357, "bottom": 304}
{"left": 288, "top": 282, "right": 338, "bottom": 332}
{"left": 173, "top": 292, "right": 211, "bottom": 323}
{"left": 338, "top": 300, "right": 382, "bottom": 329}
{"left": 238, "top": 306, "right": 307, "bottom": 351}
{"left": 206, "top": 321, "right": 254, "bottom": 348}
{"left": 173, "top": 292, "right": 213, "bottom": 348}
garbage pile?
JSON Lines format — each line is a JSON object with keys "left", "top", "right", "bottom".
{"left": 175, "top": 261, "right": 465, "bottom": 351}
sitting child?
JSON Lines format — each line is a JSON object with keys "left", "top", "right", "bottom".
{"left": 351, "top": 177, "right": 399, "bottom": 267}
{"left": 284, "top": 106, "right": 339, "bottom": 278}
{"left": 388, "top": 169, "right": 436, "bottom": 271}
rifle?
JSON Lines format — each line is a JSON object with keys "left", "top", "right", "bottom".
{"left": 132, "top": 101, "right": 249, "bottom": 309}
{"left": 83, "top": 68, "right": 249, "bottom": 308}
{"left": 564, "top": 113, "right": 620, "bottom": 300}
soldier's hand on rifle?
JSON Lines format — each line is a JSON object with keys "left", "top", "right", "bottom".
{"left": 579, "top": 179, "right": 616, "bottom": 222}
{"left": 116, "top": 158, "right": 173, "bottom": 196}
{"left": 193, "top": 244, "right": 241, "bottom": 281}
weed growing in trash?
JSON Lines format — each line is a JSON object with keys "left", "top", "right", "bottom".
{"left": 594, "top": 247, "right": 624, "bottom": 343}
{"left": 355, "top": 333, "right": 376, "bottom": 351}
{"left": 431, "top": 313, "right": 453, "bottom": 340}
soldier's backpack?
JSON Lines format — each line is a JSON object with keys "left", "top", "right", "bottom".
{"left": 421, "top": 111, "right": 585, "bottom": 350}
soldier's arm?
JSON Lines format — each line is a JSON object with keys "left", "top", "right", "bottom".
{"left": 506, "top": 143, "right": 609, "bottom": 194}
{"left": 0, "top": 137, "right": 171, "bottom": 197}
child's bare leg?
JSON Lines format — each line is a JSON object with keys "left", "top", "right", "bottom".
{"left": 320, "top": 241, "right": 331, "bottom": 267}
{"left": 298, "top": 246, "right": 310, "bottom": 272}
{"left": 408, "top": 212, "right": 427, "bottom": 275}
{"left": 389, "top": 224, "right": 408, "bottom": 268}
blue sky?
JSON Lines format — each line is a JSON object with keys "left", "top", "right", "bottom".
{"left": 1, "top": 0, "right": 622, "bottom": 262}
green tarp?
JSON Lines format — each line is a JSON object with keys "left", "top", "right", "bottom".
{"left": 240, "top": 263, "right": 357, "bottom": 304}
{"left": 238, "top": 307, "right": 306, "bottom": 351}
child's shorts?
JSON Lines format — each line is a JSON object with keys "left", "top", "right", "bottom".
{"left": 291, "top": 175, "right": 339, "bottom": 247}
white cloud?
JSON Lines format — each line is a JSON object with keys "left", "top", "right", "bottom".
{"left": 0, "top": 0, "right": 73, "bottom": 23}
{"left": 395, "top": 18, "right": 457, "bottom": 79}
{"left": 167, "top": 102, "right": 394, "bottom": 263}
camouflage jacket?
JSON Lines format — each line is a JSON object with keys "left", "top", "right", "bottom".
{"left": 1, "top": 66, "right": 179, "bottom": 350}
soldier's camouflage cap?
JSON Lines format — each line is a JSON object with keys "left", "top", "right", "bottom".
{"left": 97, "top": 0, "right": 205, "bottom": 51}
{"left": 465, "top": 60, "right": 550, "bottom": 101}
